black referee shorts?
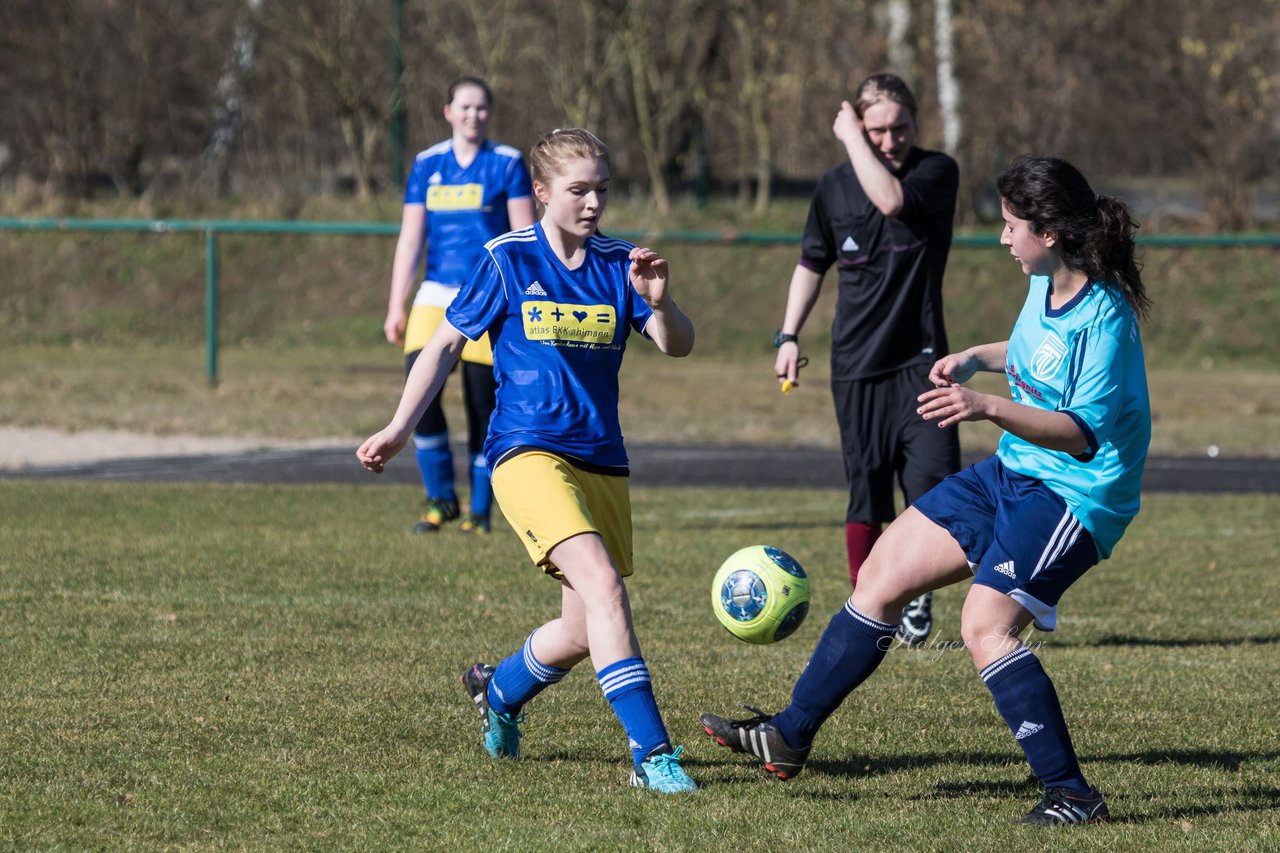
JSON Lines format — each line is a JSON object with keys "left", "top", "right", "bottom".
{"left": 832, "top": 362, "right": 961, "bottom": 525}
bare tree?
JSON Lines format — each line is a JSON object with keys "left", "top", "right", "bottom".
{"left": 617, "top": 0, "right": 724, "bottom": 212}
{"left": 933, "top": 0, "right": 961, "bottom": 156}
{"left": 728, "top": 0, "right": 805, "bottom": 212}
{"left": 535, "top": 0, "right": 625, "bottom": 131}
{"left": 413, "top": 0, "right": 536, "bottom": 95}
{"left": 1138, "top": 2, "right": 1279, "bottom": 229}
{"left": 255, "top": 0, "right": 389, "bottom": 197}
{"left": 0, "top": 0, "right": 232, "bottom": 199}
{"left": 876, "top": 0, "right": 915, "bottom": 82}
{"left": 0, "top": 0, "right": 1275, "bottom": 228}
{"left": 201, "top": 0, "right": 266, "bottom": 196}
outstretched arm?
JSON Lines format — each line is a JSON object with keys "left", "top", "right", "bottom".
{"left": 918, "top": 342, "right": 1086, "bottom": 454}
{"left": 928, "top": 342, "right": 1008, "bottom": 387}
{"left": 357, "top": 322, "right": 468, "bottom": 472}
{"left": 630, "top": 247, "right": 695, "bottom": 357}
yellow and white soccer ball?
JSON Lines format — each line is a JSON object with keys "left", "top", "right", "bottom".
{"left": 711, "top": 545, "right": 810, "bottom": 645}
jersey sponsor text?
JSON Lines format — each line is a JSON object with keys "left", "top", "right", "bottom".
{"left": 523, "top": 301, "right": 617, "bottom": 345}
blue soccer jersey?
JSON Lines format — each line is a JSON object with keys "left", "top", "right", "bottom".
{"left": 445, "top": 224, "right": 655, "bottom": 469}
{"left": 997, "top": 275, "right": 1151, "bottom": 558}
{"left": 403, "top": 139, "right": 533, "bottom": 287}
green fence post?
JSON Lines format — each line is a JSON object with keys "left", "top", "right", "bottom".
{"left": 205, "top": 229, "right": 219, "bottom": 387}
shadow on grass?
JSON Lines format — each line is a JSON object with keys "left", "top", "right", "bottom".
{"left": 661, "top": 519, "right": 843, "bottom": 533}
{"left": 701, "top": 746, "right": 1280, "bottom": 786}
{"left": 1097, "top": 747, "right": 1280, "bottom": 772}
{"left": 1116, "top": 784, "right": 1280, "bottom": 823}
{"left": 819, "top": 746, "right": 1280, "bottom": 778}
{"left": 1091, "top": 633, "right": 1280, "bottom": 648}
{"left": 925, "top": 780, "right": 1280, "bottom": 824}
{"left": 1046, "top": 634, "right": 1280, "bottom": 649}
{"left": 530, "top": 743, "right": 1280, "bottom": 818}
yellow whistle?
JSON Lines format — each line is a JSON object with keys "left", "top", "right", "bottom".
{"left": 781, "top": 379, "right": 794, "bottom": 394}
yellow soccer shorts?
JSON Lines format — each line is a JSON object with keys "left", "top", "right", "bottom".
{"left": 404, "top": 303, "right": 493, "bottom": 366}
{"left": 490, "top": 450, "right": 634, "bottom": 579}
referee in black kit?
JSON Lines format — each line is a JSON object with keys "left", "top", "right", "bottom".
{"left": 772, "top": 72, "right": 961, "bottom": 645}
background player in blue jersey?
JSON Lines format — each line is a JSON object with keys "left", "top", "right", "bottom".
{"left": 702, "top": 156, "right": 1150, "bottom": 825}
{"left": 359, "top": 129, "right": 698, "bottom": 794}
{"left": 772, "top": 73, "right": 961, "bottom": 644}
{"left": 384, "top": 76, "right": 535, "bottom": 535}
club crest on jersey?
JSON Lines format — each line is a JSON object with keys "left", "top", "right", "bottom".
{"left": 1031, "top": 332, "right": 1068, "bottom": 381}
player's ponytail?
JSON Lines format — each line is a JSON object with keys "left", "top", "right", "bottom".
{"left": 997, "top": 156, "right": 1150, "bottom": 319}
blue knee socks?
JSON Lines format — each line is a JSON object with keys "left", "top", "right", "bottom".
{"left": 413, "top": 432, "right": 455, "bottom": 502}
{"left": 598, "top": 657, "right": 670, "bottom": 766}
{"left": 487, "top": 632, "right": 570, "bottom": 715}
{"left": 773, "top": 602, "right": 896, "bottom": 750}
{"left": 981, "top": 646, "right": 1089, "bottom": 792}
{"left": 469, "top": 452, "right": 492, "bottom": 518}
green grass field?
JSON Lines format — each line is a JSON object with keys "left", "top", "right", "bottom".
{"left": 2, "top": 481, "right": 1277, "bottom": 850}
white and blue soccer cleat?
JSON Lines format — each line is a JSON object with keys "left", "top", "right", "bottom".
{"left": 630, "top": 745, "right": 698, "bottom": 794}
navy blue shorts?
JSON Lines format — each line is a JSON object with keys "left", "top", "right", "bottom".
{"left": 912, "top": 455, "right": 1098, "bottom": 631}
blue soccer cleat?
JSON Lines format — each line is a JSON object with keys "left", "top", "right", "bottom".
{"left": 461, "top": 662, "right": 523, "bottom": 759}
{"left": 630, "top": 745, "right": 698, "bottom": 794}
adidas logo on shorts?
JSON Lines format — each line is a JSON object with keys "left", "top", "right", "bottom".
{"left": 994, "top": 560, "right": 1016, "bottom": 578}
{"left": 524, "top": 280, "right": 548, "bottom": 296}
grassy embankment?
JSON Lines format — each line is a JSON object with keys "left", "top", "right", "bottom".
{"left": 2, "top": 196, "right": 1277, "bottom": 456}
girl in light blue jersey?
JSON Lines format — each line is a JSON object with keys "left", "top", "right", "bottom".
{"left": 360, "top": 129, "right": 698, "bottom": 794}
{"left": 384, "top": 76, "right": 535, "bottom": 535}
{"left": 700, "top": 156, "right": 1150, "bottom": 826}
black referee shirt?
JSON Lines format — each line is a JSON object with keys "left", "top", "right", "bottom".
{"left": 798, "top": 147, "right": 958, "bottom": 380}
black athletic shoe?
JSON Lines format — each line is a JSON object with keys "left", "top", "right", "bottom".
{"left": 699, "top": 705, "right": 810, "bottom": 780}
{"left": 896, "top": 592, "right": 933, "bottom": 646}
{"left": 1019, "top": 786, "right": 1110, "bottom": 825}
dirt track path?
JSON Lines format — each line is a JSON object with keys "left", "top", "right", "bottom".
{"left": 2, "top": 429, "right": 1277, "bottom": 493}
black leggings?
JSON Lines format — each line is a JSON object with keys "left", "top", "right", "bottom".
{"left": 406, "top": 353, "right": 497, "bottom": 456}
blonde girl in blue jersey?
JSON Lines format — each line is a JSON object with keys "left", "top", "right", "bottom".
{"left": 384, "top": 76, "right": 535, "bottom": 535}
{"left": 360, "top": 129, "right": 698, "bottom": 793}
{"left": 701, "top": 156, "right": 1150, "bottom": 825}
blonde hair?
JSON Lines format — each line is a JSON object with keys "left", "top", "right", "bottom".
{"left": 528, "top": 128, "right": 610, "bottom": 186}
{"left": 854, "top": 73, "right": 918, "bottom": 121}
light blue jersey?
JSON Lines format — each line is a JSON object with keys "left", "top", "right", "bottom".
{"left": 997, "top": 275, "right": 1150, "bottom": 558}
{"left": 446, "top": 224, "right": 654, "bottom": 470}
{"left": 404, "top": 139, "right": 533, "bottom": 287}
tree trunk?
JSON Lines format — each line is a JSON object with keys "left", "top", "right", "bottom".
{"left": 878, "top": 0, "right": 914, "bottom": 76}
{"left": 934, "top": 0, "right": 961, "bottom": 155}
{"left": 199, "top": 0, "right": 264, "bottom": 196}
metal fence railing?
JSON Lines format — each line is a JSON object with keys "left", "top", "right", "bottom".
{"left": 4, "top": 217, "right": 1278, "bottom": 385}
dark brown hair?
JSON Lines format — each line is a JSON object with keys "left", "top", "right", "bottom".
{"left": 446, "top": 75, "right": 492, "bottom": 107}
{"left": 998, "top": 156, "right": 1150, "bottom": 318}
